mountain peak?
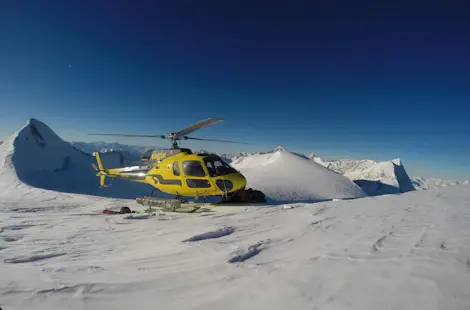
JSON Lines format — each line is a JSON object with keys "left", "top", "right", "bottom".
{"left": 230, "top": 150, "right": 367, "bottom": 201}
{"left": 273, "top": 145, "right": 286, "bottom": 152}
{"left": 0, "top": 118, "right": 152, "bottom": 198}
{"left": 27, "top": 117, "right": 42, "bottom": 125}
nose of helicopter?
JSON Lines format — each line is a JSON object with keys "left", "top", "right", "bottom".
{"left": 232, "top": 172, "right": 247, "bottom": 191}
{"left": 214, "top": 172, "right": 247, "bottom": 193}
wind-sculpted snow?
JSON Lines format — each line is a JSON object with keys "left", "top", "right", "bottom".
{"left": 1, "top": 184, "right": 470, "bottom": 309}
{"left": 0, "top": 119, "right": 154, "bottom": 198}
{"left": 183, "top": 226, "right": 235, "bottom": 242}
{"left": 227, "top": 240, "right": 267, "bottom": 263}
{"left": 231, "top": 149, "right": 367, "bottom": 201}
{"left": 4, "top": 252, "right": 67, "bottom": 264}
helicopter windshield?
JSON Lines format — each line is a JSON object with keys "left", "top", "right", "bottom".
{"left": 203, "top": 156, "right": 237, "bottom": 177}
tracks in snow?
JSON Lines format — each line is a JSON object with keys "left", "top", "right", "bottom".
{"left": 180, "top": 203, "right": 340, "bottom": 264}
{"left": 1, "top": 222, "right": 43, "bottom": 250}
{"left": 370, "top": 225, "right": 429, "bottom": 257}
{"left": 317, "top": 200, "right": 462, "bottom": 264}
{"left": 3, "top": 196, "right": 464, "bottom": 269}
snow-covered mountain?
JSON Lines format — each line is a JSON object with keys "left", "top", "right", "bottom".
{"left": 412, "top": 176, "right": 470, "bottom": 190}
{"left": 311, "top": 155, "right": 469, "bottom": 193}
{"left": 70, "top": 141, "right": 160, "bottom": 162}
{"left": 0, "top": 119, "right": 154, "bottom": 198}
{"left": 311, "top": 157, "right": 415, "bottom": 196}
{"left": 231, "top": 147, "right": 367, "bottom": 202}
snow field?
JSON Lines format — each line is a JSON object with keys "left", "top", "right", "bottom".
{"left": 1, "top": 184, "right": 470, "bottom": 309}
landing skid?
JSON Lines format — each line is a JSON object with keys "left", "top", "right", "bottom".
{"left": 135, "top": 196, "right": 182, "bottom": 212}
{"left": 134, "top": 188, "right": 266, "bottom": 213}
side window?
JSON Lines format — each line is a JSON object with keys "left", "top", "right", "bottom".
{"left": 182, "top": 161, "right": 206, "bottom": 177}
{"left": 186, "top": 179, "right": 211, "bottom": 188}
{"left": 173, "top": 162, "right": 180, "bottom": 176}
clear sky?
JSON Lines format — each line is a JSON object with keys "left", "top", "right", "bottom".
{"left": 1, "top": 1, "right": 469, "bottom": 180}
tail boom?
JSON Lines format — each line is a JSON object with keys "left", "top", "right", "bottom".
{"left": 92, "top": 152, "right": 149, "bottom": 187}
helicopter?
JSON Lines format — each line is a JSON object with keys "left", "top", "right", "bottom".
{"left": 89, "top": 118, "right": 265, "bottom": 204}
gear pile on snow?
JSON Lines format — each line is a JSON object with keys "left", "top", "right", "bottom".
{"left": 103, "top": 206, "right": 136, "bottom": 214}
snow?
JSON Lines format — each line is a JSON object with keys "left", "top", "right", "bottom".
{"left": 311, "top": 157, "right": 415, "bottom": 196}
{"left": 314, "top": 155, "right": 469, "bottom": 193}
{"left": 412, "top": 176, "right": 470, "bottom": 190}
{"left": 230, "top": 148, "right": 367, "bottom": 201}
{"left": 1, "top": 182, "right": 470, "bottom": 309}
{"left": 1, "top": 119, "right": 470, "bottom": 309}
{"left": 0, "top": 119, "right": 154, "bottom": 199}
{"left": 70, "top": 141, "right": 157, "bottom": 162}
{"left": 71, "top": 141, "right": 149, "bottom": 154}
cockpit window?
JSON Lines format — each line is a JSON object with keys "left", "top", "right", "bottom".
{"left": 173, "top": 161, "right": 180, "bottom": 176}
{"left": 182, "top": 160, "right": 206, "bottom": 177}
{"left": 204, "top": 156, "right": 236, "bottom": 177}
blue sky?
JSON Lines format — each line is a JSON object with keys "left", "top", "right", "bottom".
{"left": 0, "top": 1, "right": 469, "bottom": 180}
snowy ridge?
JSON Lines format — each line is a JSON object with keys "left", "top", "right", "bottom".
{"left": 71, "top": 141, "right": 157, "bottom": 159}
{"left": 231, "top": 147, "right": 367, "bottom": 201}
{"left": 311, "top": 156, "right": 415, "bottom": 196}
{"left": 0, "top": 119, "right": 153, "bottom": 198}
{"left": 308, "top": 154, "right": 467, "bottom": 191}
{"left": 412, "top": 176, "right": 470, "bottom": 190}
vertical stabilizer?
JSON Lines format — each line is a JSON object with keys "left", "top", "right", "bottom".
{"left": 92, "top": 152, "right": 107, "bottom": 187}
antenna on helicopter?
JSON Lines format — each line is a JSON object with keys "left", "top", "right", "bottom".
{"left": 88, "top": 118, "right": 248, "bottom": 149}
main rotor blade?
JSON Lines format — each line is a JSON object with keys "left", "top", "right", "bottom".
{"left": 88, "top": 133, "right": 167, "bottom": 139}
{"left": 184, "top": 136, "right": 248, "bottom": 144}
{"left": 173, "top": 118, "right": 224, "bottom": 139}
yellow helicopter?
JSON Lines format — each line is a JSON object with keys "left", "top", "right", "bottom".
{"left": 89, "top": 118, "right": 264, "bottom": 203}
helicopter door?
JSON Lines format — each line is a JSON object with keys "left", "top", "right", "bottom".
{"left": 149, "top": 161, "right": 183, "bottom": 191}
{"left": 182, "top": 160, "right": 212, "bottom": 189}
